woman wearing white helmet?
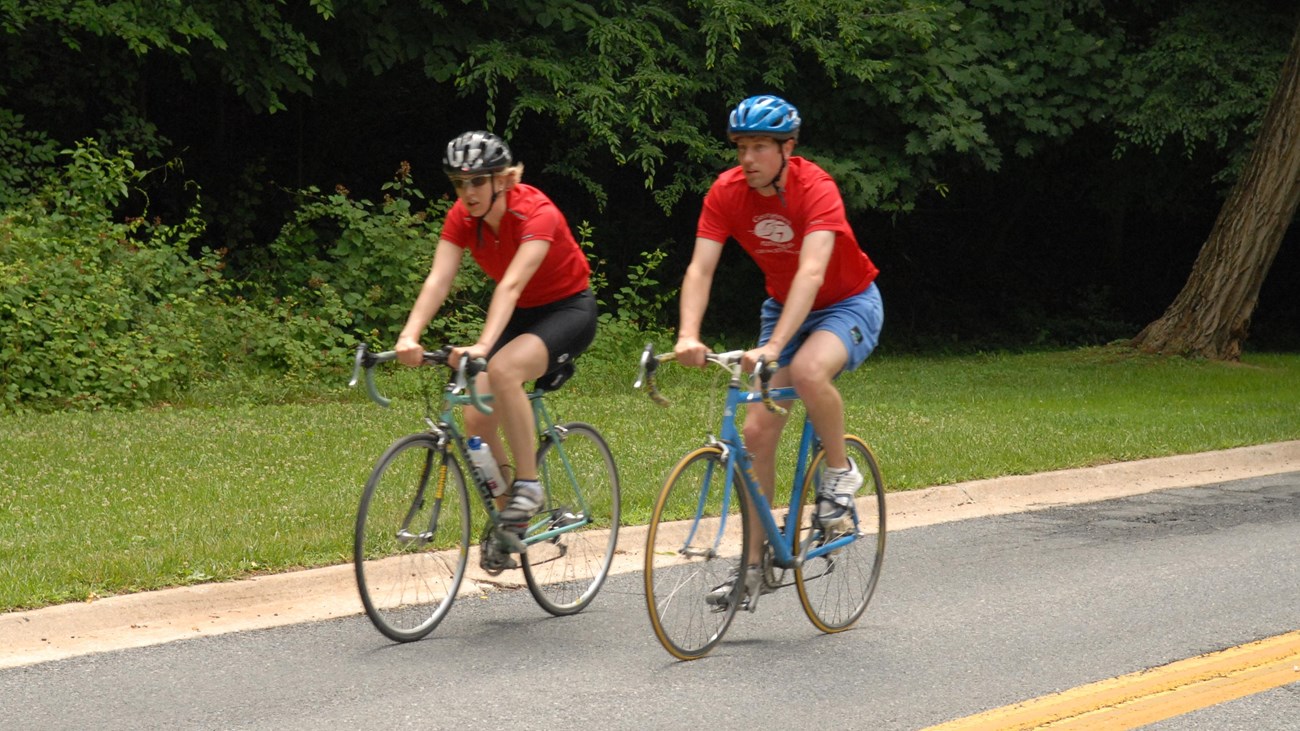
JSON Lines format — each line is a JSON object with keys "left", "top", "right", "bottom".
{"left": 395, "top": 131, "right": 596, "bottom": 552}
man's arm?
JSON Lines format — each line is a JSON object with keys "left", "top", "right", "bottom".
{"left": 674, "top": 236, "right": 725, "bottom": 367}
{"left": 745, "top": 229, "right": 834, "bottom": 369}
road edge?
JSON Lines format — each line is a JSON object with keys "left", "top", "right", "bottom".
{"left": 3, "top": 440, "right": 1297, "bottom": 670}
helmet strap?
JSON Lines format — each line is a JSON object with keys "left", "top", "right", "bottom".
{"left": 472, "top": 171, "right": 503, "bottom": 246}
{"left": 768, "top": 148, "right": 789, "bottom": 206}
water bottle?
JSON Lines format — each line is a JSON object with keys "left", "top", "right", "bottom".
{"left": 467, "top": 436, "right": 506, "bottom": 497}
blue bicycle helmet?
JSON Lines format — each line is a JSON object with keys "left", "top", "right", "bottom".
{"left": 728, "top": 95, "right": 801, "bottom": 140}
{"left": 442, "top": 131, "right": 513, "bottom": 174}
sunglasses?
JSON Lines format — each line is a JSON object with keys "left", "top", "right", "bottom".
{"left": 449, "top": 175, "right": 491, "bottom": 191}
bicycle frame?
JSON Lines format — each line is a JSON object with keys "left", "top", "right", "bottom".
{"left": 707, "top": 375, "right": 859, "bottom": 569}
{"left": 351, "top": 343, "right": 594, "bottom": 546}
{"left": 353, "top": 342, "right": 622, "bottom": 638}
{"left": 638, "top": 347, "right": 858, "bottom": 570}
{"left": 639, "top": 343, "right": 884, "bottom": 657}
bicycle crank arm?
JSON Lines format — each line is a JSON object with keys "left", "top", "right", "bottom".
{"left": 395, "top": 529, "right": 432, "bottom": 547}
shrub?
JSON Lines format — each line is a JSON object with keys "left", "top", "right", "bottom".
{"left": 263, "top": 163, "right": 476, "bottom": 347}
{"left": 0, "top": 144, "right": 675, "bottom": 411}
{"left": 0, "top": 142, "right": 218, "bottom": 409}
{"left": 0, "top": 141, "right": 352, "bottom": 411}
{"left": 580, "top": 222, "right": 676, "bottom": 363}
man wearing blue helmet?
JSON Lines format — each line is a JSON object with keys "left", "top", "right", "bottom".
{"left": 674, "top": 95, "right": 884, "bottom": 606}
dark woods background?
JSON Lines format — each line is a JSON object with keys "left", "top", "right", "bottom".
{"left": 4, "top": 0, "right": 1298, "bottom": 357}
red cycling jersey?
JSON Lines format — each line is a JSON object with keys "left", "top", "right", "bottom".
{"left": 441, "top": 183, "right": 591, "bottom": 308}
{"left": 697, "top": 156, "right": 878, "bottom": 310}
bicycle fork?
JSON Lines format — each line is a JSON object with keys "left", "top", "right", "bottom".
{"left": 396, "top": 443, "right": 446, "bottom": 547}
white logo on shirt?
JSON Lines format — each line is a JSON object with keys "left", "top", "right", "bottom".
{"left": 752, "top": 214, "right": 795, "bottom": 253}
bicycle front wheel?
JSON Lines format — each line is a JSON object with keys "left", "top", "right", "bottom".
{"left": 354, "top": 433, "right": 471, "bottom": 642}
{"left": 794, "top": 434, "right": 886, "bottom": 633}
{"left": 522, "top": 422, "right": 621, "bottom": 616}
{"left": 644, "top": 446, "right": 749, "bottom": 660}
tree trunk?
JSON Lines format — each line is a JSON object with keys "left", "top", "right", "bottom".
{"left": 1130, "top": 15, "right": 1300, "bottom": 360}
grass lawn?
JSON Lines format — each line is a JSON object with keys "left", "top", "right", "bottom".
{"left": 2, "top": 346, "right": 1297, "bottom": 612}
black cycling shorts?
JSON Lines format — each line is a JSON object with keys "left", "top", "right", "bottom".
{"left": 489, "top": 288, "right": 598, "bottom": 376}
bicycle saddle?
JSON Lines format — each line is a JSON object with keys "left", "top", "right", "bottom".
{"left": 533, "top": 361, "right": 575, "bottom": 392}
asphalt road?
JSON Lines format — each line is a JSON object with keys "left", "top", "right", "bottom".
{"left": 2, "top": 451, "right": 1297, "bottom": 730}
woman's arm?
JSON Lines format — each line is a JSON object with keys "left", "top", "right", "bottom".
{"left": 469, "top": 238, "right": 550, "bottom": 358}
{"left": 395, "top": 239, "right": 464, "bottom": 366}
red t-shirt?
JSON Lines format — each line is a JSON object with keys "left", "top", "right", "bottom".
{"left": 697, "top": 156, "right": 878, "bottom": 310}
{"left": 441, "top": 183, "right": 591, "bottom": 308}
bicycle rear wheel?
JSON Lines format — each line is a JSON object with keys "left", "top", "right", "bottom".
{"left": 522, "top": 422, "right": 621, "bottom": 616}
{"left": 794, "top": 434, "right": 886, "bottom": 633}
{"left": 644, "top": 446, "right": 749, "bottom": 660}
{"left": 354, "top": 433, "right": 471, "bottom": 642}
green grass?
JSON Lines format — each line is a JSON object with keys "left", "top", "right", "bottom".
{"left": 2, "top": 346, "right": 1298, "bottom": 612}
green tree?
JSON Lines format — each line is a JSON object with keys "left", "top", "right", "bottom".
{"left": 1130, "top": 11, "right": 1300, "bottom": 360}
{"left": 448, "top": 0, "right": 1126, "bottom": 213}
{"left": 0, "top": 0, "right": 327, "bottom": 112}
{"left": 4, "top": 0, "right": 1296, "bottom": 359}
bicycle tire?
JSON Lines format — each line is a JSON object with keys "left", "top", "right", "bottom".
{"left": 793, "top": 434, "right": 886, "bottom": 633}
{"left": 644, "top": 446, "right": 750, "bottom": 660}
{"left": 522, "top": 422, "right": 621, "bottom": 616}
{"left": 354, "top": 433, "right": 471, "bottom": 642}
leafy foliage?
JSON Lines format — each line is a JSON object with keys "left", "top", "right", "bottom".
{"left": 2, "top": 0, "right": 1297, "bottom": 401}
{"left": 579, "top": 220, "right": 676, "bottom": 363}
{"left": 438, "top": 0, "right": 1136, "bottom": 213}
{"left": 0, "top": 0, "right": 328, "bottom": 113}
{"left": 0, "top": 142, "right": 350, "bottom": 411}
{"left": 0, "top": 108, "right": 57, "bottom": 207}
{"left": 0, "top": 142, "right": 213, "bottom": 409}
{"left": 5, "top": 0, "right": 1290, "bottom": 217}
{"left": 1113, "top": 0, "right": 1296, "bottom": 182}
{"left": 5, "top": 0, "right": 1292, "bottom": 215}
{"left": 264, "top": 163, "right": 458, "bottom": 347}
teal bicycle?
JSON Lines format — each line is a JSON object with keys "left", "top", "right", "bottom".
{"left": 350, "top": 343, "right": 620, "bottom": 642}
{"left": 635, "top": 344, "right": 886, "bottom": 660}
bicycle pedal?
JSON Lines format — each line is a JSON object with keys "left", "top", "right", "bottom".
{"left": 494, "top": 527, "right": 528, "bottom": 555}
{"left": 549, "top": 510, "right": 584, "bottom": 529}
{"left": 479, "top": 535, "right": 520, "bottom": 573}
{"left": 813, "top": 512, "right": 855, "bottom": 534}
{"left": 478, "top": 542, "right": 517, "bottom": 573}
{"left": 741, "top": 571, "right": 765, "bottom": 613}
{"left": 479, "top": 554, "right": 517, "bottom": 574}
{"left": 821, "top": 527, "right": 856, "bottom": 557}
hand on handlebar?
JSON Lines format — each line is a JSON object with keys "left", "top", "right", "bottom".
{"left": 673, "top": 336, "right": 709, "bottom": 368}
{"left": 449, "top": 343, "right": 490, "bottom": 372}
{"left": 741, "top": 343, "right": 781, "bottom": 377}
{"left": 351, "top": 342, "right": 492, "bottom": 413}
{"left": 394, "top": 335, "right": 425, "bottom": 367}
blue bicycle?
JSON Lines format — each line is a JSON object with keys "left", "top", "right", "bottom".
{"left": 635, "top": 344, "right": 886, "bottom": 660}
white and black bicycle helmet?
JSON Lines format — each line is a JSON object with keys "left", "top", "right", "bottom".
{"left": 442, "top": 131, "right": 513, "bottom": 174}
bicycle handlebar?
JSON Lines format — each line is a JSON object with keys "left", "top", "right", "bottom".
{"left": 349, "top": 342, "right": 493, "bottom": 413}
{"left": 633, "top": 343, "right": 787, "bottom": 415}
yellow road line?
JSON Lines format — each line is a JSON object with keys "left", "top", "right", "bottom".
{"left": 924, "top": 629, "right": 1300, "bottom": 731}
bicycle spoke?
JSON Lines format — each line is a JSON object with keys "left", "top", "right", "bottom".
{"left": 355, "top": 435, "right": 470, "bottom": 642}
{"left": 644, "top": 447, "right": 748, "bottom": 660}
{"left": 522, "top": 423, "right": 620, "bottom": 616}
{"left": 794, "top": 435, "right": 886, "bottom": 633}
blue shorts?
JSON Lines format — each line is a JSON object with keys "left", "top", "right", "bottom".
{"left": 758, "top": 283, "right": 883, "bottom": 373}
